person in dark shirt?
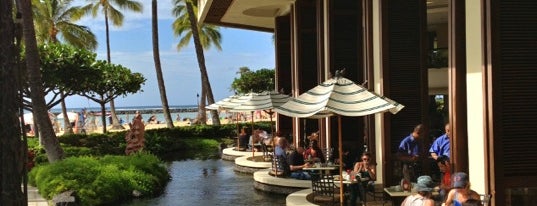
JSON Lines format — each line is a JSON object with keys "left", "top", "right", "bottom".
{"left": 397, "top": 124, "right": 425, "bottom": 181}
{"left": 287, "top": 146, "right": 312, "bottom": 180}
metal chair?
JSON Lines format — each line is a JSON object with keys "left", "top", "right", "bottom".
{"left": 311, "top": 173, "right": 340, "bottom": 204}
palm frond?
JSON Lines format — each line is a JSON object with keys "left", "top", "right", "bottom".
{"left": 108, "top": 5, "right": 125, "bottom": 26}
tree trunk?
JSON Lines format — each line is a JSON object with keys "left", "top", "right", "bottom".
{"left": 99, "top": 99, "right": 108, "bottom": 134}
{"left": 21, "top": 0, "right": 64, "bottom": 162}
{"left": 197, "top": 79, "right": 207, "bottom": 124}
{"left": 103, "top": 7, "right": 123, "bottom": 130}
{"left": 0, "top": 0, "right": 27, "bottom": 204}
{"left": 60, "top": 91, "right": 73, "bottom": 134}
{"left": 185, "top": 1, "right": 220, "bottom": 126}
{"left": 152, "top": 0, "right": 174, "bottom": 128}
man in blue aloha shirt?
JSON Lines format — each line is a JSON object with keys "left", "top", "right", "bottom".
{"left": 397, "top": 124, "right": 425, "bottom": 181}
{"left": 429, "top": 122, "right": 450, "bottom": 161}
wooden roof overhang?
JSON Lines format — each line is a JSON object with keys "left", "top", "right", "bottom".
{"left": 198, "top": 0, "right": 295, "bottom": 32}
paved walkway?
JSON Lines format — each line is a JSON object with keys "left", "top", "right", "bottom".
{"left": 26, "top": 186, "right": 48, "bottom": 206}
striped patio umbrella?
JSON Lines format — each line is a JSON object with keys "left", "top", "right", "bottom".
{"left": 274, "top": 77, "right": 404, "bottom": 118}
{"left": 206, "top": 95, "right": 245, "bottom": 111}
{"left": 206, "top": 94, "right": 248, "bottom": 152}
{"left": 274, "top": 74, "right": 404, "bottom": 205}
{"left": 228, "top": 91, "right": 291, "bottom": 159}
{"left": 227, "top": 91, "right": 290, "bottom": 113}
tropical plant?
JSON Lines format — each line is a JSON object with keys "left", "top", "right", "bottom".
{"left": 0, "top": 0, "right": 26, "bottom": 203}
{"left": 21, "top": 44, "right": 99, "bottom": 134}
{"left": 152, "top": 0, "right": 174, "bottom": 128}
{"left": 32, "top": 0, "right": 97, "bottom": 50}
{"left": 231, "top": 68, "right": 275, "bottom": 94}
{"left": 77, "top": 0, "right": 143, "bottom": 130}
{"left": 79, "top": 60, "right": 146, "bottom": 133}
{"left": 172, "top": 0, "right": 221, "bottom": 125}
{"left": 31, "top": 0, "right": 98, "bottom": 134}
{"left": 19, "top": 0, "right": 65, "bottom": 162}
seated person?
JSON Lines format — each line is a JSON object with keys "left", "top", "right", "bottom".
{"left": 249, "top": 129, "right": 263, "bottom": 151}
{"left": 270, "top": 138, "right": 290, "bottom": 177}
{"left": 349, "top": 152, "right": 377, "bottom": 205}
{"left": 287, "top": 146, "right": 312, "bottom": 180}
{"left": 401, "top": 175, "right": 436, "bottom": 206}
{"left": 436, "top": 156, "right": 451, "bottom": 202}
{"left": 445, "top": 172, "right": 481, "bottom": 206}
{"left": 238, "top": 127, "right": 250, "bottom": 150}
{"left": 303, "top": 140, "right": 325, "bottom": 163}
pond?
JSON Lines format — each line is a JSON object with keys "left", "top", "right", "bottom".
{"left": 123, "top": 159, "right": 287, "bottom": 206}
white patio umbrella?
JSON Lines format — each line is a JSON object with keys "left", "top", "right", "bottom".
{"left": 274, "top": 74, "right": 404, "bottom": 204}
{"left": 227, "top": 91, "right": 290, "bottom": 159}
{"left": 206, "top": 95, "right": 245, "bottom": 111}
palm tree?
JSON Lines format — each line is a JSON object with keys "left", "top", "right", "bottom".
{"left": 1, "top": 0, "right": 26, "bottom": 204}
{"left": 152, "top": 0, "right": 174, "bottom": 128}
{"left": 33, "top": 0, "right": 97, "bottom": 50}
{"left": 20, "top": 0, "right": 65, "bottom": 162}
{"left": 172, "top": 0, "right": 221, "bottom": 125}
{"left": 79, "top": 0, "right": 143, "bottom": 130}
{"left": 32, "top": 0, "right": 98, "bottom": 134}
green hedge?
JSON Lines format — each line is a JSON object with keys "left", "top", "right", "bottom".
{"left": 28, "top": 153, "right": 169, "bottom": 206}
{"left": 28, "top": 121, "right": 272, "bottom": 162}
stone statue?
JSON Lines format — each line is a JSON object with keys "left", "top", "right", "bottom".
{"left": 125, "top": 114, "right": 145, "bottom": 155}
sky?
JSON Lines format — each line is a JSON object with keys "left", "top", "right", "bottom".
{"left": 58, "top": 0, "right": 275, "bottom": 109}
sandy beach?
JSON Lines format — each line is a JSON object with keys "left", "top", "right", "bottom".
{"left": 53, "top": 113, "right": 274, "bottom": 135}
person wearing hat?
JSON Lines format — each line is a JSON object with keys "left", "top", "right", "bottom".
{"left": 444, "top": 172, "right": 481, "bottom": 206}
{"left": 401, "top": 175, "right": 436, "bottom": 206}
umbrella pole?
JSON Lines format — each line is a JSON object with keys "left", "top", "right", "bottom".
{"left": 338, "top": 116, "right": 344, "bottom": 205}
{"left": 251, "top": 111, "right": 255, "bottom": 160}
{"left": 236, "top": 112, "right": 240, "bottom": 150}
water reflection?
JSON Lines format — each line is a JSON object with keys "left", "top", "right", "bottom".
{"left": 125, "top": 159, "right": 286, "bottom": 206}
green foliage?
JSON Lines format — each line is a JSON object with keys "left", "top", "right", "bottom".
{"left": 30, "top": 122, "right": 272, "bottom": 163}
{"left": 32, "top": 0, "right": 98, "bottom": 50}
{"left": 28, "top": 153, "right": 169, "bottom": 206}
{"left": 171, "top": 0, "right": 222, "bottom": 51}
{"left": 231, "top": 67, "right": 275, "bottom": 94}
{"left": 81, "top": 60, "right": 146, "bottom": 104}
{"left": 22, "top": 43, "right": 99, "bottom": 110}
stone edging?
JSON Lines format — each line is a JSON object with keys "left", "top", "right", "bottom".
{"left": 252, "top": 169, "right": 311, "bottom": 195}
{"left": 286, "top": 189, "right": 318, "bottom": 206}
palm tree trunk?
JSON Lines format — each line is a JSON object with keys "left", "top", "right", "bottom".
{"left": 197, "top": 79, "right": 207, "bottom": 124}
{"left": 185, "top": 0, "right": 220, "bottom": 126}
{"left": 152, "top": 0, "right": 174, "bottom": 128}
{"left": 60, "top": 91, "right": 73, "bottom": 134}
{"left": 20, "top": 0, "right": 64, "bottom": 162}
{"left": 0, "top": 0, "right": 26, "bottom": 203}
{"left": 103, "top": 9, "right": 123, "bottom": 130}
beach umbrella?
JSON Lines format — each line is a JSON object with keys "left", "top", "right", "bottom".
{"left": 274, "top": 72, "right": 404, "bottom": 205}
{"left": 21, "top": 112, "right": 56, "bottom": 125}
{"left": 56, "top": 112, "right": 79, "bottom": 122}
{"left": 228, "top": 91, "right": 291, "bottom": 159}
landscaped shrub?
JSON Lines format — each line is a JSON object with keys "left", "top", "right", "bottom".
{"left": 28, "top": 153, "right": 169, "bottom": 206}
